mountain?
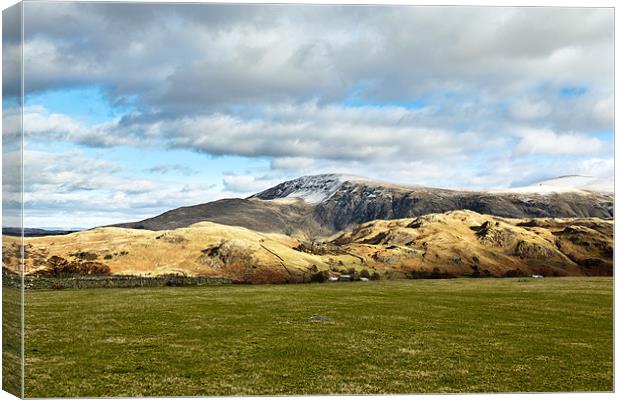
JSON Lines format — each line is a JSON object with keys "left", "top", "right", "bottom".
{"left": 297, "top": 175, "right": 613, "bottom": 232}
{"left": 111, "top": 174, "right": 613, "bottom": 237}
{"left": 250, "top": 174, "right": 369, "bottom": 203}
{"left": 9, "top": 174, "right": 613, "bottom": 282}
{"left": 10, "top": 210, "right": 612, "bottom": 282}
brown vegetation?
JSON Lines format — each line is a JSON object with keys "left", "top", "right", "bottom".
{"left": 42, "top": 255, "right": 111, "bottom": 277}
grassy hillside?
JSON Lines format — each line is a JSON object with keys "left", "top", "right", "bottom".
{"left": 7, "top": 210, "right": 613, "bottom": 281}
{"left": 21, "top": 277, "right": 612, "bottom": 396}
{"left": 11, "top": 222, "right": 354, "bottom": 283}
{"left": 334, "top": 211, "right": 613, "bottom": 277}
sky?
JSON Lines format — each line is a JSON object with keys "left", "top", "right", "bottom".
{"left": 1, "top": 3, "right": 614, "bottom": 229}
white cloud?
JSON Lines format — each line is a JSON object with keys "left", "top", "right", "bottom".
{"left": 574, "top": 158, "right": 614, "bottom": 178}
{"left": 270, "top": 157, "right": 315, "bottom": 170}
{"left": 222, "top": 175, "right": 279, "bottom": 194}
{"left": 594, "top": 96, "right": 613, "bottom": 125}
{"left": 13, "top": 106, "right": 133, "bottom": 147}
{"left": 514, "top": 129, "right": 607, "bottom": 156}
{"left": 16, "top": 4, "right": 613, "bottom": 151}
{"left": 19, "top": 5, "right": 612, "bottom": 114}
{"left": 509, "top": 100, "right": 551, "bottom": 120}
{"left": 134, "top": 102, "right": 482, "bottom": 163}
{"left": 18, "top": 102, "right": 484, "bottom": 164}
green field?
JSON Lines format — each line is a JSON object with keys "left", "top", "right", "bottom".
{"left": 14, "top": 278, "right": 614, "bottom": 396}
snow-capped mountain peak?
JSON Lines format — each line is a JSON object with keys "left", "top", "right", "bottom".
{"left": 251, "top": 173, "right": 366, "bottom": 204}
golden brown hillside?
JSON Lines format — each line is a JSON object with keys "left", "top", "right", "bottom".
{"left": 330, "top": 210, "right": 612, "bottom": 278}
{"left": 3, "top": 222, "right": 355, "bottom": 284}
{"left": 3, "top": 210, "right": 612, "bottom": 283}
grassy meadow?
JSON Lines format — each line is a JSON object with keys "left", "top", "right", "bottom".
{"left": 16, "top": 277, "right": 614, "bottom": 396}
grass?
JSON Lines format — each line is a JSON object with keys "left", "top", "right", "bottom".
{"left": 2, "top": 286, "right": 22, "bottom": 397}
{"left": 18, "top": 277, "right": 613, "bottom": 397}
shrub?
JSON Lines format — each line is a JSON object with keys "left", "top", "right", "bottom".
{"left": 43, "top": 256, "right": 111, "bottom": 277}
{"left": 78, "top": 262, "right": 111, "bottom": 275}
{"left": 69, "top": 251, "right": 98, "bottom": 261}
{"left": 503, "top": 268, "right": 526, "bottom": 278}
{"left": 310, "top": 270, "right": 329, "bottom": 283}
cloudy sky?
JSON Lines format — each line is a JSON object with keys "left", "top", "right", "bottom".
{"left": 2, "top": 3, "right": 614, "bottom": 228}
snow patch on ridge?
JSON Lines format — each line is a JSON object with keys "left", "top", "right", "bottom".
{"left": 252, "top": 174, "right": 367, "bottom": 204}
{"left": 492, "top": 175, "right": 613, "bottom": 194}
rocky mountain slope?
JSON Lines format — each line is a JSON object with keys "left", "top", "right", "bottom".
{"left": 308, "top": 177, "right": 613, "bottom": 232}
{"left": 6, "top": 210, "right": 612, "bottom": 282}
{"left": 113, "top": 174, "right": 613, "bottom": 237}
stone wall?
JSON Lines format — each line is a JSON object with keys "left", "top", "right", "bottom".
{"left": 2, "top": 269, "right": 232, "bottom": 290}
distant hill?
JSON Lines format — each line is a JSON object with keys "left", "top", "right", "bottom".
{"left": 2, "top": 228, "right": 82, "bottom": 237}
{"left": 111, "top": 174, "right": 613, "bottom": 237}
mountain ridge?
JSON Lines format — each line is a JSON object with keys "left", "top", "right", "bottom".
{"left": 111, "top": 174, "right": 613, "bottom": 237}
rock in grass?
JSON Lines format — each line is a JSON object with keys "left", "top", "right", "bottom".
{"left": 308, "top": 315, "right": 331, "bottom": 322}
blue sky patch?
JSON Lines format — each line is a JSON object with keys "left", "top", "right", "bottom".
{"left": 560, "top": 86, "right": 587, "bottom": 97}
{"left": 26, "top": 85, "right": 134, "bottom": 124}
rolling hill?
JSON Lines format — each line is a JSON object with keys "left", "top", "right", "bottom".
{"left": 7, "top": 210, "right": 612, "bottom": 282}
